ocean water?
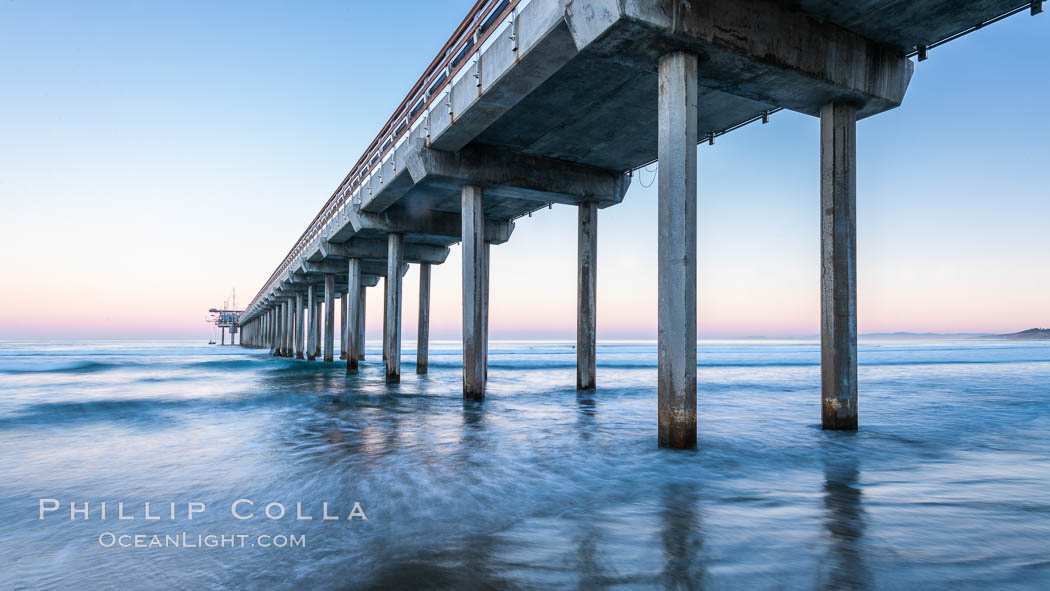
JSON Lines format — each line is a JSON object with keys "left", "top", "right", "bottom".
{"left": 1, "top": 338, "right": 1049, "bottom": 590}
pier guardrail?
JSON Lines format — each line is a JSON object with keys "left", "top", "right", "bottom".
{"left": 243, "top": 0, "right": 522, "bottom": 317}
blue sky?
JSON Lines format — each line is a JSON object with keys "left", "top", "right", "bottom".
{"left": 0, "top": 1, "right": 1047, "bottom": 339}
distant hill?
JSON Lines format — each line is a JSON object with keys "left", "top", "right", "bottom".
{"left": 998, "top": 328, "right": 1050, "bottom": 339}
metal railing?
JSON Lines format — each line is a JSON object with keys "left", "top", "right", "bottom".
{"left": 243, "top": 0, "right": 522, "bottom": 317}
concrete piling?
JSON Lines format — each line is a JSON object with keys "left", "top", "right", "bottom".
{"left": 313, "top": 299, "right": 321, "bottom": 359}
{"left": 307, "top": 285, "right": 317, "bottom": 360}
{"left": 346, "top": 258, "right": 362, "bottom": 374}
{"left": 295, "top": 292, "right": 304, "bottom": 359}
{"left": 657, "top": 51, "right": 699, "bottom": 450}
{"left": 324, "top": 274, "right": 335, "bottom": 362}
{"left": 417, "top": 262, "right": 431, "bottom": 374}
{"left": 820, "top": 102, "right": 858, "bottom": 430}
{"left": 385, "top": 233, "right": 404, "bottom": 383}
{"left": 340, "top": 292, "right": 348, "bottom": 360}
{"left": 462, "top": 184, "right": 487, "bottom": 400}
{"left": 357, "top": 285, "right": 366, "bottom": 361}
{"left": 382, "top": 280, "right": 388, "bottom": 362}
{"left": 577, "top": 201, "right": 597, "bottom": 390}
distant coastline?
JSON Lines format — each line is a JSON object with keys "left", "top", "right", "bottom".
{"left": 994, "top": 328, "right": 1050, "bottom": 340}
{"left": 860, "top": 329, "right": 1050, "bottom": 339}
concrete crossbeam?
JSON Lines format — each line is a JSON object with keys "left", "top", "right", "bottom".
{"left": 363, "top": 141, "right": 631, "bottom": 213}
{"left": 347, "top": 208, "right": 514, "bottom": 245}
{"left": 313, "top": 238, "right": 450, "bottom": 265}
{"left": 567, "top": 0, "right": 912, "bottom": 119}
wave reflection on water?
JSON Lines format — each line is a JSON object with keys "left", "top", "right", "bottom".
{"left": 1, "top": 338, "right": 1049, "bottom": 590}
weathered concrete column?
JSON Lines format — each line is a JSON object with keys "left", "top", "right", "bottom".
{"left": 324, "top": 274, "right": 335, "bottom": 362}
{"left": 270, "top": 308, "right": 278, "bottom": 355}
{"left": 276, "top": 303, "right": 282, "bottom": 356}
{"left": 578, "top": 201, "right": 597, "bottom": 390}
{"left": 483, "top": 242, "right": 489, "bottom": 380}
{"left": 462, "top": 184, "right": 487, "bottom": 400}
{"left": 294, "top": 292, "right": 304, "bottom": 359}
{"left": 273, "top": 307, "right": 280, "bottom": 356}
{"left": 385, "top": 233, "right": 404, "bottom": 384}
{"left": 313, "top": 299, "right": 321, "bottom": 359}
{"left": 820, "top": 102, "right": 859, "bottom": 430}
{"left": 285, "top": 299, "right": 294, "bottom": 357}
{"left": 417, "top": 262, "right": 431, "bottom": 374}
{"left": 382, "top": 280, "right": 388, "bottom": 362}
{"left": 307, "top": 285, "right": 317, "bottom": 360}
{"left": 657, "top": 51, "right": 698, "bottom": 449}
{"left": 340, "top": 293, "right": 348, "bottom": 360}
{"left": 286, "top": 299, "right": 295, "bottom": 357}
{"left": 346, "top": 259, "right": 362, "bottom": 374}
{"left": 357, "top": 285, "right": 366, "bottom": 361}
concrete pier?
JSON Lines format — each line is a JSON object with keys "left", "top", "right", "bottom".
{"left": 307, "top": 285, "right": 317, "bottom": 360}
{"left": 462, "top": 184, "right": 487, "bottom": 400}
{"left": 577, "top": 202, "right": 597, "bottom": 390}
{"left": 820, "top": 102, "right": 859, "bottom": 430}
{"left": 324, "top": 274, "right": 335, "bottom": 362}
{"left": 417, "top": 262, "right": 431, "bottom": 374}
{"left": 295, "top": 292, "right": 304, "bottom": 359}
{"left": 346, "top": 258, "right": 362, "bottom": 373}
{"left": 385, "top": 233, "right": 404, "bottom": 384}
{"left": 657, "top": 52, "right": 699, "bottom": 450}
{"left": 232, "top": 0, "right": 1035, "bottom": 441}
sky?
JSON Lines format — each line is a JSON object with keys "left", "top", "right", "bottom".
{"left": 0, "top": 1, "right": 1047, "bottom": 340}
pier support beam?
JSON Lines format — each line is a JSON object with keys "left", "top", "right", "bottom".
{"left": 461, "top": 184, "right": 488, "bottom": 400}
{"left": 313, "top": 299, "right": 321, "bottom": 359}
{"left": 346, "top": 258, "right": 362, "bottom": 374}
{"left": 657, "top": 51, "right": 698, "bottom": 449}
{"left": 417, "top": 262, "right": 431, "bottom": 374}
{"left": 357, "top": 285, "right": 366, "bottom": 361}
{"left": 285, "top": 299, "right": 294, "bottom": 357}
{"left": 270, "top": 309, "right": 275, "bottom": 353}
{"left": 820, "top": 102, "right": 859, "bottom": 430}
{"left": 273, "top": 307, "right": 280, "bottom": 356}
{"left": 295, "top": 292, "right": 304, "bottom": 359}
{"left": 577, "top": 201, "right": 597, "bottom": 390}
{"left": 385, "top": 233, "right": 404, "bottom": 384}
{"left": 287, "top": 299, "right": 295, "bottom": 357}
{"left": 382, "top": 281, "right": 388, "bottom": 362}
{"left": 324, "top": 274, "right": 335, "bottom": 362}
{"left": 340, "top": 293, "right": 348, "bottom": 360}
{"left": 307, "top": 285, "right": 317, "bottom": 360}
